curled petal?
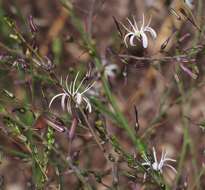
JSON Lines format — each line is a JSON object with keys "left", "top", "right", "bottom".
{"left": 163, "top": 158, "right": 177, "bottom": 162}
{"left": 141, "top": 32, "right": 148, "bottom": 48}
{"left": 124, "top": 32, "right": 134, "bottom": 47}
{"left": 61, "top": 94, "right": 68, "bottom": 111}
{"left": 164, "top": 164, "right": 177, "bottom": 174}
{"left": 130, "top": 35, "right": 137, "bottom": 46}
{"left": 145, "top": 27, "right": 157, "bottom": 39}
{"left": 49, "top": 93, "right": 65, "bottom": 108}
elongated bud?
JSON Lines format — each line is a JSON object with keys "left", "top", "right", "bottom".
{"left": 134, "top": 105, "right": 140, "bottom": 133}
{"left": 180, "top": 63, "right": 197, "bottom": 79}
{"left": 45, "top": 119, "right": 66, "bottom": 133}
{"left": 69, "top": 117, "right": 78, "bottom": 141}
{"left": 28, "top": 15, "right": 38, "bottom": 33}
{"left": 34, "top": 114, "right": 66, "bottom": 132}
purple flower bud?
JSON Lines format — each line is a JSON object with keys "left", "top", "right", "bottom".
{"left": 180, "top": 63, "right": 197, "bottom": 80}
{"left": 28, "top": 15, "right": 38, "bottom": 33}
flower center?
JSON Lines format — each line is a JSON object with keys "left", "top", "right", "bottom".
{"left": 152, "top": 162, "right": 158, "bottom": 171}
{"left": 135, "top": 31, "right": 141, "bottom": 37}
{"left": 75, "top": 93, "right": 82, "bottom": 106}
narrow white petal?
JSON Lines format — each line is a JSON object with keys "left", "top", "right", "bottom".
{"left": 69, "top": 82, "right": 73, "bottom": 95}
{"left": 164, "top": 164, "right": 177, "bottom": 174}
{"left": 83, "top": 97, "right": 92, "bottom": 113}
{"left": 145, "top": 27, "right": 157, "bottom": 39}
{"left": 152, "top": 147, "right": 158, "bottom": 166}
{"left": 146, "top": 16, "right": 152, "bottom": 27}
{"left": 120, "top": 21, "right": 132, "bottom": 33}
{"left": 132, "top": 16, "right": 139, "bottom": 32}
{"left": 163, "top": 158, "right": 177, "bottom": 162}
{"left": 80, "top": 81, "right": 95, "bottom": 95}
{"left": 161, "top": 149, "right": 165, "bottom": 162}
{"left": 127, "top": 18, "right": 137, "bottom": 33}
{"left": 65, "top": 75, "right": 70, "bottom": 93}
{"left": 158, "top": 149, "right": 165, "bottom": 169}
{"left": 60, "top": 76, "right": 63, "bottom": 85}
{"left": 49, "top": 93, "right": 65, "bottom": 108}
{"left": 141, "top": 32, "right": 148, "bottom": 48}
{"left": 72, "top": 72, "right": 79, "bottom": 94}
{"left": 163, "top": 150, "right": 167, "bottom": 160}
{"left": 140, "top": 13, "right": 145, "bottom": 32}
{"left": 124, "top": 32, "right": 134, "bottom": 47}
{"left": 74, "top": 76, "right": 86, "bottom": 95}
{"left": 61, "top": 94, "right": 68, "bottom": 111}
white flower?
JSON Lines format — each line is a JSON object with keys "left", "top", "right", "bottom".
{"left": 121, "top": 14, "right": 157, "bottom": 48}
{"left": 101, "top": 57, "right": 119, "bottom": 77}
{"left": 104, "top": 64, "right": 119, "bottom": 77}
{"left": 49, "top": 72, "right": 95, "bottom": 113}
{"left": 185, "top": 0, "right": 194, "bottom": 9}
{"left": 142, "top": 147, "right": 177, "bottom": 174}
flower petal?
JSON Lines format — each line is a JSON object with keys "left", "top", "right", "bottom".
{"left": 49, "top": 93, "right": 65, "bottom": 108}
{"left": 132, "top": 16, "right": 139, "bottom": 32}
{"left": 67, "top": 99, "right": 72, "bottom": 113}
{"left": 83, "top": 97, "right": 92, "bottom": 113}
{"left": 72, "top": 72, "right": 79, "bottom": 94}
{"left": 120, "top": 21, "right": 131, "bottom": 33}
{"left": 127, "top": 18, "right": 137, "bottom": 33}
{"left": 130, "top": 35, "right": 137, "bottom": 46}
{"left": 145, "top": 27, "right": 157, "bottom": 39}
{"left": 164, "top": 164, "right": 177, "bottom": 174}
{"left": 61, "top": 94, "right": 67, "bottom": 111}
{"left": 140, "top": 13, "right": 145, "bottom": 32}
{"left": 152, "top": 147, "right": 158, "bottom": 166}
{"left": 80, "top": 81, "right": 95, "bottom": 95}
{"left": 141, "top": 32, "right": 148, "bottom": 48}
{"left": 124, "top": 32, "right": 133, "bottom": 47}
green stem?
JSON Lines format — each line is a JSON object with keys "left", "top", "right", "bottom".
{"left": 94, "top": 57, "right": 145, "bottom": 153}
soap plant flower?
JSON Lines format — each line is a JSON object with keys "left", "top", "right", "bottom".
{"left": 49, "top": 72, "right": 95, "bottom": 114}
{"left": 121, "top": 14, "right": 157, "bottom": 48}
